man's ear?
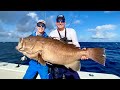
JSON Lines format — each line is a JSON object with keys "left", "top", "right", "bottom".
{"left": 56, "top": 22, "right": 58, "bottom": 25}
{"left": 65, "top": 22, "right": 66, "bottom": 25}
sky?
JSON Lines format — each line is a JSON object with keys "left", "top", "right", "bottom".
{"left": 0, "top": 11, "right": 120, "bottom": 42}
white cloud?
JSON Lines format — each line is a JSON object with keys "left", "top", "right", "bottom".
{"left": 88, "top": 24, "right": 116, "bottom": 32}
{"left": 89, "top": 24, "right": 117, "bottom": 39}
{"left": 27, "top": 12, "right": 39, "bottom": 22}
{"left": 49, "top": 15, "right": 54, "bottom": 19}
{"left": 105, "top": 32, "right": 117, "bottom": 38}
{"left": 92, "top": 32, "right": 105, "bottom": 39}
{"left": 0, "top": 11, "right": 28, "bottom": 24}
{"left": 16, "top": 16, "right": 35, "bottom": 33}
{"left": 96, "top": 24, "right": 116, "bottom": 31}
{"left": 0, "top": 11, "right": 36, "bottom": 41}
{"left": 73, "top": 20, "right": 81, "bottom": 24}
{"left": 45, "top": 15, "right": 55, "bottom": 30}
{"left": 27, "top": 13, "right": 55, "bottom": 30}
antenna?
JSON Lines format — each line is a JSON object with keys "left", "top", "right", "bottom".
{"left": 68, "top": 14, "right": 76, "bottom": 28}
{"left": 68, "top": 13, "right": 81, "bottom": 31}
{"left": 68, "top": 16, "right": 74, "bottom": 28}
{"left": 44, "top": 11, "right": 46, "bottom": 21}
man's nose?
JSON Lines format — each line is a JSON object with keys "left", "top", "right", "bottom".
{"left": 60, "top": 21, "right": 62, "bottom": 23}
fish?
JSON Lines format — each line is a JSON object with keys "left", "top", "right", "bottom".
{"left": 16, "top": 36, "right": 106, "bottom": 71}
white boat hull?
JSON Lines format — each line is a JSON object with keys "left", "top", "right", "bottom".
{"left": 0, "top": 62, "right": 119, "bottom": 79}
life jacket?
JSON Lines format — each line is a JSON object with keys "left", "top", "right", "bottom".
{"left": 31, "top": 31, "right": 48, "bottom": 37}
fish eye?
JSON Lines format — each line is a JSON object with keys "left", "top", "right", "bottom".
{"left": 28, "top": 38, "right": 31, "bottom": 41}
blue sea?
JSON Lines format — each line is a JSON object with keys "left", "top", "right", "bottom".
{"left": 0, "top": 42, "right": 120, "bottom": 77}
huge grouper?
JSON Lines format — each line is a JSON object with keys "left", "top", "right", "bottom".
{"left": 16, "top": 36, "right": 106, "bottom": 71}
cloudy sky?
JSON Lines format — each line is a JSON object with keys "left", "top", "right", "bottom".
{"left": 0, "top": 11, "right": 120, "bottom": 42}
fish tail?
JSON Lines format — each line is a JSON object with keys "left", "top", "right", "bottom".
{"left": 86, "top": 48, "right": 106, "bottom": 66}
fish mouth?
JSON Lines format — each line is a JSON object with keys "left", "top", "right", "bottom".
{"left": 16, "top": 46, "right": 25, "bottom": 52}
{"left": 16, "top": 47, "right": 28, "bottom": 56}
{"left": 16, "top": 45, "right": 40, "bottom": 55}
{"left": 16, "top": 46, "right": 27, "bottom": 53}
{"left": 16, "top": 37, "right": 26, "bottom": 52}
{"left": 16, "top": 46, "right": 20, "bottom": 50}
{"left": 17, "top": 49, "right": 40, "bottom": 59}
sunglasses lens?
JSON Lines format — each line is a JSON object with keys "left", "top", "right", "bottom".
{"left": 37, "top": 23, "right": 45, "bottom": 28}
{"left": 57, "top": 19, "right": 65, "bottom": 23}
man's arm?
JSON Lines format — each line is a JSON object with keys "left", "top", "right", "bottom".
{"left": 49, "top": 30, "right": 59, "bottom": 40}
{"left": 70, "top": 29, "right": 88, "bottom": 60}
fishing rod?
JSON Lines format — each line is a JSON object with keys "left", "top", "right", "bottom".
{"left": 16, "top": 55, "right": 27, "bottom": 67}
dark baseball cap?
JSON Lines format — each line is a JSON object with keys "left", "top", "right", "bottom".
{"left": 56, "top": 14, "right": 65, "bottom": 21}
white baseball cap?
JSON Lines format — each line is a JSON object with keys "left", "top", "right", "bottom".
{"left": 37, "top": 19, "right": 46, "bottom": 24}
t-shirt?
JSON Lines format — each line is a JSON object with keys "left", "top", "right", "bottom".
{"left": 49, "top": 28, "right": 80, "bottom": 48}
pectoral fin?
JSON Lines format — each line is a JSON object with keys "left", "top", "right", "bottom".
{"left": 38, "top": 53, "right": 46, "bottom": 66}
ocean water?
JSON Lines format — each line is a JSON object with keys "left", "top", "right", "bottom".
{"left": 0, "top": 42, "right": 120, "bottom": 77}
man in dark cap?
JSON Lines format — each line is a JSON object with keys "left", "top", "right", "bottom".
{"left": 48, "top": 14, "right": 87, "bottom": 79}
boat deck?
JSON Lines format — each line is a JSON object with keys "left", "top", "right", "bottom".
{"left": 0, "top": 62, "right": 119, "bottom": 79}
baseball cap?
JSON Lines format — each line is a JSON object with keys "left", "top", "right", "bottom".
{"left": 37, "top": 20, "right": 46, "bottom": 28}
{"left": 37, "top": 19, "right": 46, "bottom": 25}
{"left": 56, "top": 14, "right": 65, "bottom": 21}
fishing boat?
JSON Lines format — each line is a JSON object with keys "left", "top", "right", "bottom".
{"left": 0, "top": 61, "right": 119, "bottom": 79}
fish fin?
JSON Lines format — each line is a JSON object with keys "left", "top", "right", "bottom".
{"left": 87, "top": 48, "right": 106, "bottom": 66}
{"left": 65, "top": 61, "right": 80, "bottom": 71}
{"left": 38, "top": 53, "right": 46, "bottom": 66}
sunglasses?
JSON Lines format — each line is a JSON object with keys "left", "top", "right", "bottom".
{"left": 56, "top": 19, "right": 65, "bottom": 23}
{"left": 37, "top": 23, "right": 46, "bottom": 28}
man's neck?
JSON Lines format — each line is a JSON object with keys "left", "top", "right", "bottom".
{"left": 57, "top": 28, "right": 65, "bottom": 31}
{"left": 36, "top": 31, "right": 44, "bottom": 36}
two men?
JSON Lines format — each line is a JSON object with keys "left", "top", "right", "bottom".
{"left": 23, "top": 14, "right": 87, "bottom": 79}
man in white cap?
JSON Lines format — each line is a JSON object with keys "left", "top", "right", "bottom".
{"left": 23, "top": 19, "right": 49, "bottom": 79}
